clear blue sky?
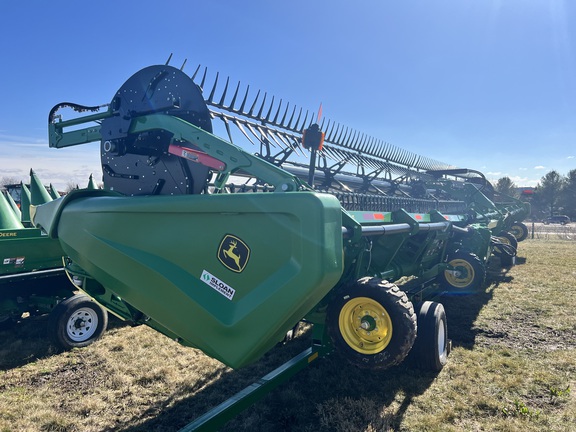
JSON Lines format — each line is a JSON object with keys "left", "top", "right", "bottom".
{"left": 1, "top": 0, "right": 575, "bottom": 189}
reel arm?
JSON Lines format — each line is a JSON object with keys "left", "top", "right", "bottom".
{"left": 48, "top": 107, "right": 307, "bottom": 194}
{"left": 48, "top": 107, "right": 112, "bottom": 149}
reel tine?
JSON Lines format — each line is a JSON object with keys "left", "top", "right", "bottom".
{"left": 417, "top": 156, "right": 426, "bottom": 170}
{"left": 363, "top": 134, "right": 374, "bottom": 154}
{"left": 264, "top": 95, "right": 276, "bottom": 122}
{"left": 244, "top": 121, "right": 262, "bottom": 143}
{"left": 272, "top": 98, "right": 283, "bottom": 124}
{"left": 221, "top": 115, "right": 234, "bottom": 144}
{"left": 396, "top": 148, "right": 406, "bottom": 165}
{"left": 358, "top": 133, "right": 368, "bottom": 154}
{"left": 208, "top": 72, "right": 219, "bottom": 103}
{"left": 256, "top": 92, "right": 268, "bottom": 119}
{"left": 286, "top": 105, "right": 297, "bottom": 129}
{"left": 402, "top": 151, "right": 411, "bottom": 167}
{"left": 362, "top": 136, "right": 371, "bottom": 155}
{"left": 337, "top": 126, "right": 349, "bottom": 147}
{"left": 199, "top": 67, "right": 208, "bottom": 91}
{"left": 256, "top": 125, "right": 278, "bottom": 149}
{"left": 231, "top": 118, "right": 257, "bottom": 147}
{"left": 390, "top": 146, "right": 400, "bottom": 163}
{"left": 229, "top": 81, "right": 241, "bottom": 110}
{"left": 332, "top": 125, "right": 343, "bottom": 146}
{"left": 191, "top": 64, "right": 201, "bottom": 81}
{"left": 398, "top": 148, "right": 409, "bottom": 166}
{"left": 366, "top": 135, "right": 375, "bottom": 154}
{"left": 326, "top": 120, "right": 337, "bottom": 142}
{"left": 401, "top": 149, "right": 413, "bottom": 166}
{"left": 372, "top": 139, "right": 380, "bottom": 158}
{"left": 358, "top": 133, "right": 368, "bottom": 153}
{"left": 346, "top": 129, "right": 358, "bottom": 149}
{"left": 348, "top": 130, "right": 361, "bottom": 151}
{"left": 293, "top": 107, "right": 303, "bottom": 131}
{"left": 247, "top": 89, "right": 261, "bottom": 117}
{"left": 353, "top": 132, "right": 363, "bottom": 152}
{"left": 274, "top": 129, "right": 292, "bottom": 149}
{"left": 280, "top": 102, "right": 290, "bottom": 126}
{"left": 323, "top": 146, "right": 342, "bottom": 161}
{"left": 283, "top": 134, "right": 303, "bottom": 157}
{"left": 385, "top": 143, "right": 395, "bottom": 161}
{"left": 238, "top": 85, "right": 250, "bottom": 114}
{"left": 269, "top": 128, "right": 290, "bottom": 150}
{"left": 369, "top": 138, "right": 378, "bottom": 157}
{"left": 218, "top": 76, "right": 230, "bottom": 107}
{"left": 343, "top": 129, "right": 353, "bottom": 149}
{"left": 377, "top": 140, "right": 387, "bottom": 159}
{"left": 299, "top": 110, "right": 311, "bottom": 130}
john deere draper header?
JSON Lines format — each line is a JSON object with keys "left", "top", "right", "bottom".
{"left": 32, "top": 59, "right": 530, "bottom": 430}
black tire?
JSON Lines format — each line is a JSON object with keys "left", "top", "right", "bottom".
{"left": 438, "top": 250, "right": 486, "bottom": 294}
{"left": 327, "top": 277, "right": 417, "bottom": 370}
{"left": 48, "top": 294, "right": 108, "bottom": 350}
{"left": 509, "top": 222, "right": 528, "bottom": 242}
{"left": 409, "top": 301, "right": 449, "bottom": 372}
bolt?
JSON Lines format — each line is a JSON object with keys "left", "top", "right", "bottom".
{"left": 103, "top": 141, "right": 115, "bottom": 153}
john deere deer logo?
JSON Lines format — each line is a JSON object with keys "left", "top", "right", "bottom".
{"left": 218, "top": 235, "right": 250, "bottom": 272}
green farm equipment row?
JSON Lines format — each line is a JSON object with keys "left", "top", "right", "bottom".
{"left": 1, "top": 170, "right": 107, "bottom": 349}
{"left": 32, "top": 62, "right": 530, "bottom": 430}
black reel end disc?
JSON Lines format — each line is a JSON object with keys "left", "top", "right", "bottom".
{"left": 100, "top": 65, "right": 212, "bottom": 196}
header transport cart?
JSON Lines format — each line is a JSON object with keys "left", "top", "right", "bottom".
{"left": 1, "top": 171, "right": 107, "bottom": 349}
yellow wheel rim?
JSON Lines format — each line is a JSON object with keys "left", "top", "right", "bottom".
{"left": 338, "top": 296, "right": 393, "bottom": 355}
{"left": 444, "top": 258, "right": 474, "bottom": 288}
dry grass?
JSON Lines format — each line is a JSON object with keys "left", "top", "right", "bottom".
{"left": 1, "top": 239, "right": 575, "bottom": 431}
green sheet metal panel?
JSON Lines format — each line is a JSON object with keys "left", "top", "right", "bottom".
{"left": 36, "top": 190, "right": 343, "bottom": 368}
{"left": 0, "top": 230, "right": 64, "bottom": 275}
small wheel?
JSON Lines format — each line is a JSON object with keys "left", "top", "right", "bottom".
{"left": 327, "top": 277, "right": 417, "bottom": 369}
{"left": 409, "top": 301, "right": 449, "bottom": 372}
{"left": 48, "top": 294, "right": 108, "bottom": 350}
{"left": 509, "top": 222, "right": 528, "bottom": 242}
{"left": 438, "top": 250, "right": 486, "bottom": 294}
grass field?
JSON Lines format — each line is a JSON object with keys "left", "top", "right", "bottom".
{"left": 1, "top": 239, "right": 575, "bottom": 431}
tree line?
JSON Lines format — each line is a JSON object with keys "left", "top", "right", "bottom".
{"left": 495, "top": 169, "right": 576, "bottom": 222}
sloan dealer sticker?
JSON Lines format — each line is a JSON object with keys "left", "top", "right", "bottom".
{"left": 201, "top": 270, "right": 236, "bottom": 300}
